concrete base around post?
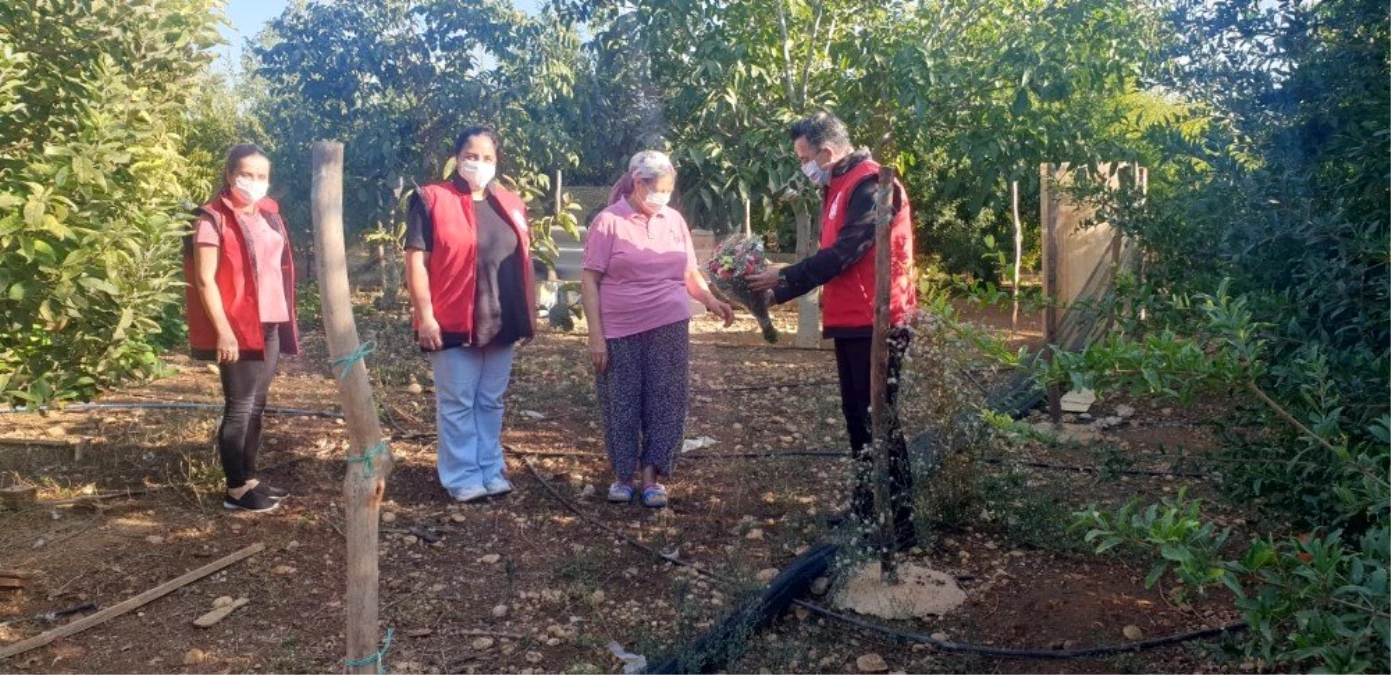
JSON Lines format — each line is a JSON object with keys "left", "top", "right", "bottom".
{"left": 833, "top": 562, "right": 967, "bottom": 620}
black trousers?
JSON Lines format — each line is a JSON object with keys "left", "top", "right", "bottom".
{"left": 833, "top": 328, "right": 915, "bottom": 537}
{"left": 217, "top": 324, "right": 280, "bottom": 490}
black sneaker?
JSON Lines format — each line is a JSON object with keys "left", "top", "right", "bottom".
{"left": 253, "top": 483, "right": 289, "bottom": 501}
{"left": 224, "top": 489, "right": 279, "bottom": 513}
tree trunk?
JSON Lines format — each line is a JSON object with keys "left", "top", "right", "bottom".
{"left": 312, "top": 142, "right": 392, "bottom": 674}
{"left": 375, "top": 222, "right": 396, "bottom": 310}
{"left": 794, "top": 202, "right": 821, "bottom": 348}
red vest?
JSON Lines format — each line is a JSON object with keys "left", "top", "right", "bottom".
{"left": 183, "top": 194, "right": 300, "bottom": 360}
{"left": 819, "top": 159, "right": 917, "bottom": 329}
{"left": 417, "top": 181, "right": 537, "bottom": 339}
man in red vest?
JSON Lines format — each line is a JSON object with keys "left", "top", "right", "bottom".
{"left": 748, "top": 111, "right": 918, "bottom": 549}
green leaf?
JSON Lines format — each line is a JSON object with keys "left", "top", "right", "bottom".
{"left": 1143, "top": 562, "right": 1168, "bottom": 589}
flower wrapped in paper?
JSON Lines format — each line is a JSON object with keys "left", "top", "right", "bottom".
{"left": 705, "top": 235, "right": 779, "bottom": 343}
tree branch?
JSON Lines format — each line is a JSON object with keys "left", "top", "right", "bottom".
{"left": 775, "top": 0, "right": 798, "bottom": 104}
{"left": 799, "top": 0, "right": 827, "bottom": 107}
{"left": 1244, "top": 381, "right": 1339, "bottom": 455}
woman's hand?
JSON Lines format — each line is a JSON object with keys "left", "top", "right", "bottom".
{"left": 417, "top": 315, "right": 443, "bottom": 351}
{"left": 588, "top": 334, "right": 608, "bottom": 374}
{"left": 706, "top": 299, "right": 736, "bottom": 327}
{"left": 216, "top": 331, "right": 240, "bottom": 364}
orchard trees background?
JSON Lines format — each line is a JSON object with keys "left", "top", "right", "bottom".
{"left": 0, "top": 0, "right": 1386, "bottom": 669}
{"left": 0, "top": 0, "right": 226, "bottom": 406}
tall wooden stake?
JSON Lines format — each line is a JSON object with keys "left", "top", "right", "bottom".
{"left": 1010, "top": 180, "right": 1023, "bottom": 331}
{"left": 1040, "top": 163, "right": 1062, "bottom": 423}
{"left": 311, "top": 141, "right": 392, "bottom": 674}
{"left": 870, "top": 162, "right": 899, "bottom": 583}
{"left": 555, "top": 168, "right": 563, "bottom": 218}
{"left": 549, "top": 169, "right": 562, "bottom": 281}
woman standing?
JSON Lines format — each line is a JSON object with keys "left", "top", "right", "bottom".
{"left": 185, "top": 143, "right": 299, "bottom": 514}
{"left": 581, "top": 151, "right": 734, "bottom": 508}
{"left": 404, "top": 126, "right": 537, "bottom": 503}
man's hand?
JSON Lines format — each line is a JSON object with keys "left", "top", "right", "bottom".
{"left": 746, "top": 265, "right": 783, "bottom": 293}
{"left": 417, "top": 316, "right": 443, "bottom": 351}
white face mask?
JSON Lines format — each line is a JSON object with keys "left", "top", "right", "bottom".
{"left": 233, "top": 177, "right": 269, "bottom": 203}
{"left": 644, "top": 191, "right": 672, "bottom": 209}
{"left": 801, "top": 158, "right": 829, "bottom": 186}
{"left": 457, "top": 160, "right": 496, "bottom": 189}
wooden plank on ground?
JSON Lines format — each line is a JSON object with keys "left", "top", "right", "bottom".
{"left": 0, "top": 542, "right": 264, "bottom": 660}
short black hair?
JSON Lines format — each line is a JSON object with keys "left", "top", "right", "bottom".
{"left": 787, "top": 112, "right": 851, "bottom": 151}
{"left": 453, "top": 125, "right": 502, "bottom": 156}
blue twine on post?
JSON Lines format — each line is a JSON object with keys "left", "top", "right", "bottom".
{"left": 345, "top": 626, "right": 395, "bottom": 672}
{"left": 330, "top": 340, "right": 378, "bottom": 380}
{"left": 347, "top": 440, "right": 389, "bottom": 478}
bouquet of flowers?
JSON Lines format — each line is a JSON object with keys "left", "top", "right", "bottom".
{"left": 706, "top": 235, "right": 779, "bottom": 343}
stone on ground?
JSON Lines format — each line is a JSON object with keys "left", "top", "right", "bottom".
{"left": 1030, "top": 421, "right": 1103, "bottom": 444}
{"left": 833, "top": 562, "right": 966, "bottom": 620}
{"left": 1059, "top": 388, "right": 1096, "bottom": 412}
{"left": 856, "top": 653, "right": 889, "bottom": 673}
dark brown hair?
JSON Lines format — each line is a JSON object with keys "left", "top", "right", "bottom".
{"left": 453, "top": 126, "right": 502, "bottom": 157}
{"left": 220, "top": 143, "right": 269, "bottom": 192}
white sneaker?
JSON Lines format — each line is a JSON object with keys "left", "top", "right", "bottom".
{"left": 484, "top": 477, "right": 514, "bottom": 496}
{"left": 450, "top": 485, "right": 489, "bottom": 503}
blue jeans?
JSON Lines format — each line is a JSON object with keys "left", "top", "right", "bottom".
{"left": 430, "top": 344, "right": 514, "bottom": 493}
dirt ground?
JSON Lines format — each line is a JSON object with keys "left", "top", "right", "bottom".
{"left": 0, "top": 294, "right": 1257, "bottom": 674}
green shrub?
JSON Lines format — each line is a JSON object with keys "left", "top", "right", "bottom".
{"left": 0, "top": 0, "right": 223, "bottom": 405}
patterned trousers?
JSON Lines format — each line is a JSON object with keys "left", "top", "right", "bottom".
{"left": 597, "top": 319, "right": 690, "bottom": 481}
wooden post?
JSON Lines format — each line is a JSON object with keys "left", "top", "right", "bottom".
{"left": 743, "top": 196, "right": 752, "bottom": 238}
{"left": 311, "top": 142, "right": 392, "bottom": 675}
{"left": 1040, "top": 163, "right": 1062, "bottom": 423}
{"left": 870, "top": 163, "right": 898, "bottom": 583}
{"left": 555, "top": 169, "right": 563, "bottom": 217}
{"left": 794, "top": 202, "right": 821, "bottom": 348}
{"left": 550, "top": 170, "right": 562, "bottom": 281}
{"left": 1010, "top": 180, "right": 1023, "bottom": 331}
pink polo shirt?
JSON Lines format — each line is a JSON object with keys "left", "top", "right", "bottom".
{"left": 194, "top": 208, "right": 290, "bottom": 324}
{"left": 583, "top": 199, "right": 697, "bottom": 340}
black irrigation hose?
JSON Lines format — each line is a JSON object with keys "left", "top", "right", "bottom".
{"left": 979, "top": 457, "right": 1210, "bottom": 479}
{"left": 0, "top": 401, "right": 343, "bottom": 418}
{"left": 677, "top": 448, "right": 1213, "bottom": 479}
{"left": 690, "top": 380, "right": 837, "bottom": 394}
{"left": 520, "top": 456, "right": 1244, "bottom": 673}
{"left": 680, "top": 450, "right": 851, "bottom": 460}
{"left": 703, "top": 341, "right": 833, "bottom": 353}
{"left": 792, "top": 599, "right": 1247, "bottom": 660}
{"left": 648, "top": 543, "right": 839, "bottom": 674}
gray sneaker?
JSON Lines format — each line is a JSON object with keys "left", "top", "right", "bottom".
{"left": 450, "top": 485, "right": 489, "bottom": 503}
{"left": 484, "top": 477, "right": 513, "bottom": 496}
